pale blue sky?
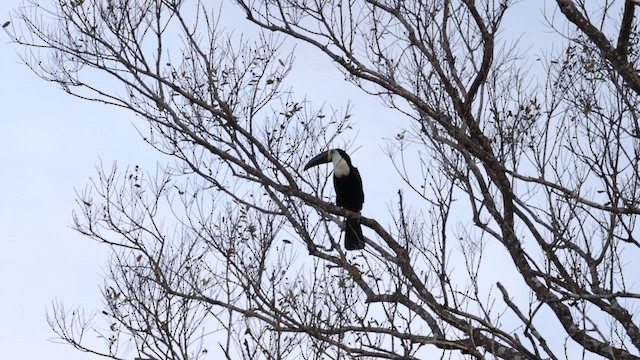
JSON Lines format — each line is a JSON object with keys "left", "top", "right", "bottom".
{"left": 1, "top": 2, "right": 160, "bottom": 359}
{"left": 1, "top": 1, "right": 566, "bottom": 359}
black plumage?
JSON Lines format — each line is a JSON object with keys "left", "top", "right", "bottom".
{"left": 304, "top": 149, "right": 365, "bottom": 250}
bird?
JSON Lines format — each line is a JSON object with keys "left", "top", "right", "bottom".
{"left": 304, "top": 149, "right": 365, "bottom": 250}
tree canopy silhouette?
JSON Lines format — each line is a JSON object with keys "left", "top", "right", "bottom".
{"left": 7, "top": 0, "right": 640, "bottom": 359}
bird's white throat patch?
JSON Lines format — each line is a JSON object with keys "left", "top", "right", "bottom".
{"left": 332, "top": 155, "right": 350, "bottom": 177}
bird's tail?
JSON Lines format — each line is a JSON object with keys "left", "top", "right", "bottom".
{"left": 344, "top": 218, "right": 365, "bottom": 250}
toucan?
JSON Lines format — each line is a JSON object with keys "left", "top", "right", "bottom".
{"left": 304, "top": 149, "right": 365, "bottom": 250}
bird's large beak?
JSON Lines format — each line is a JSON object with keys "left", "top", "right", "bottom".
{"left": 304, "top": 150, "right": 332, "bottom": 170}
